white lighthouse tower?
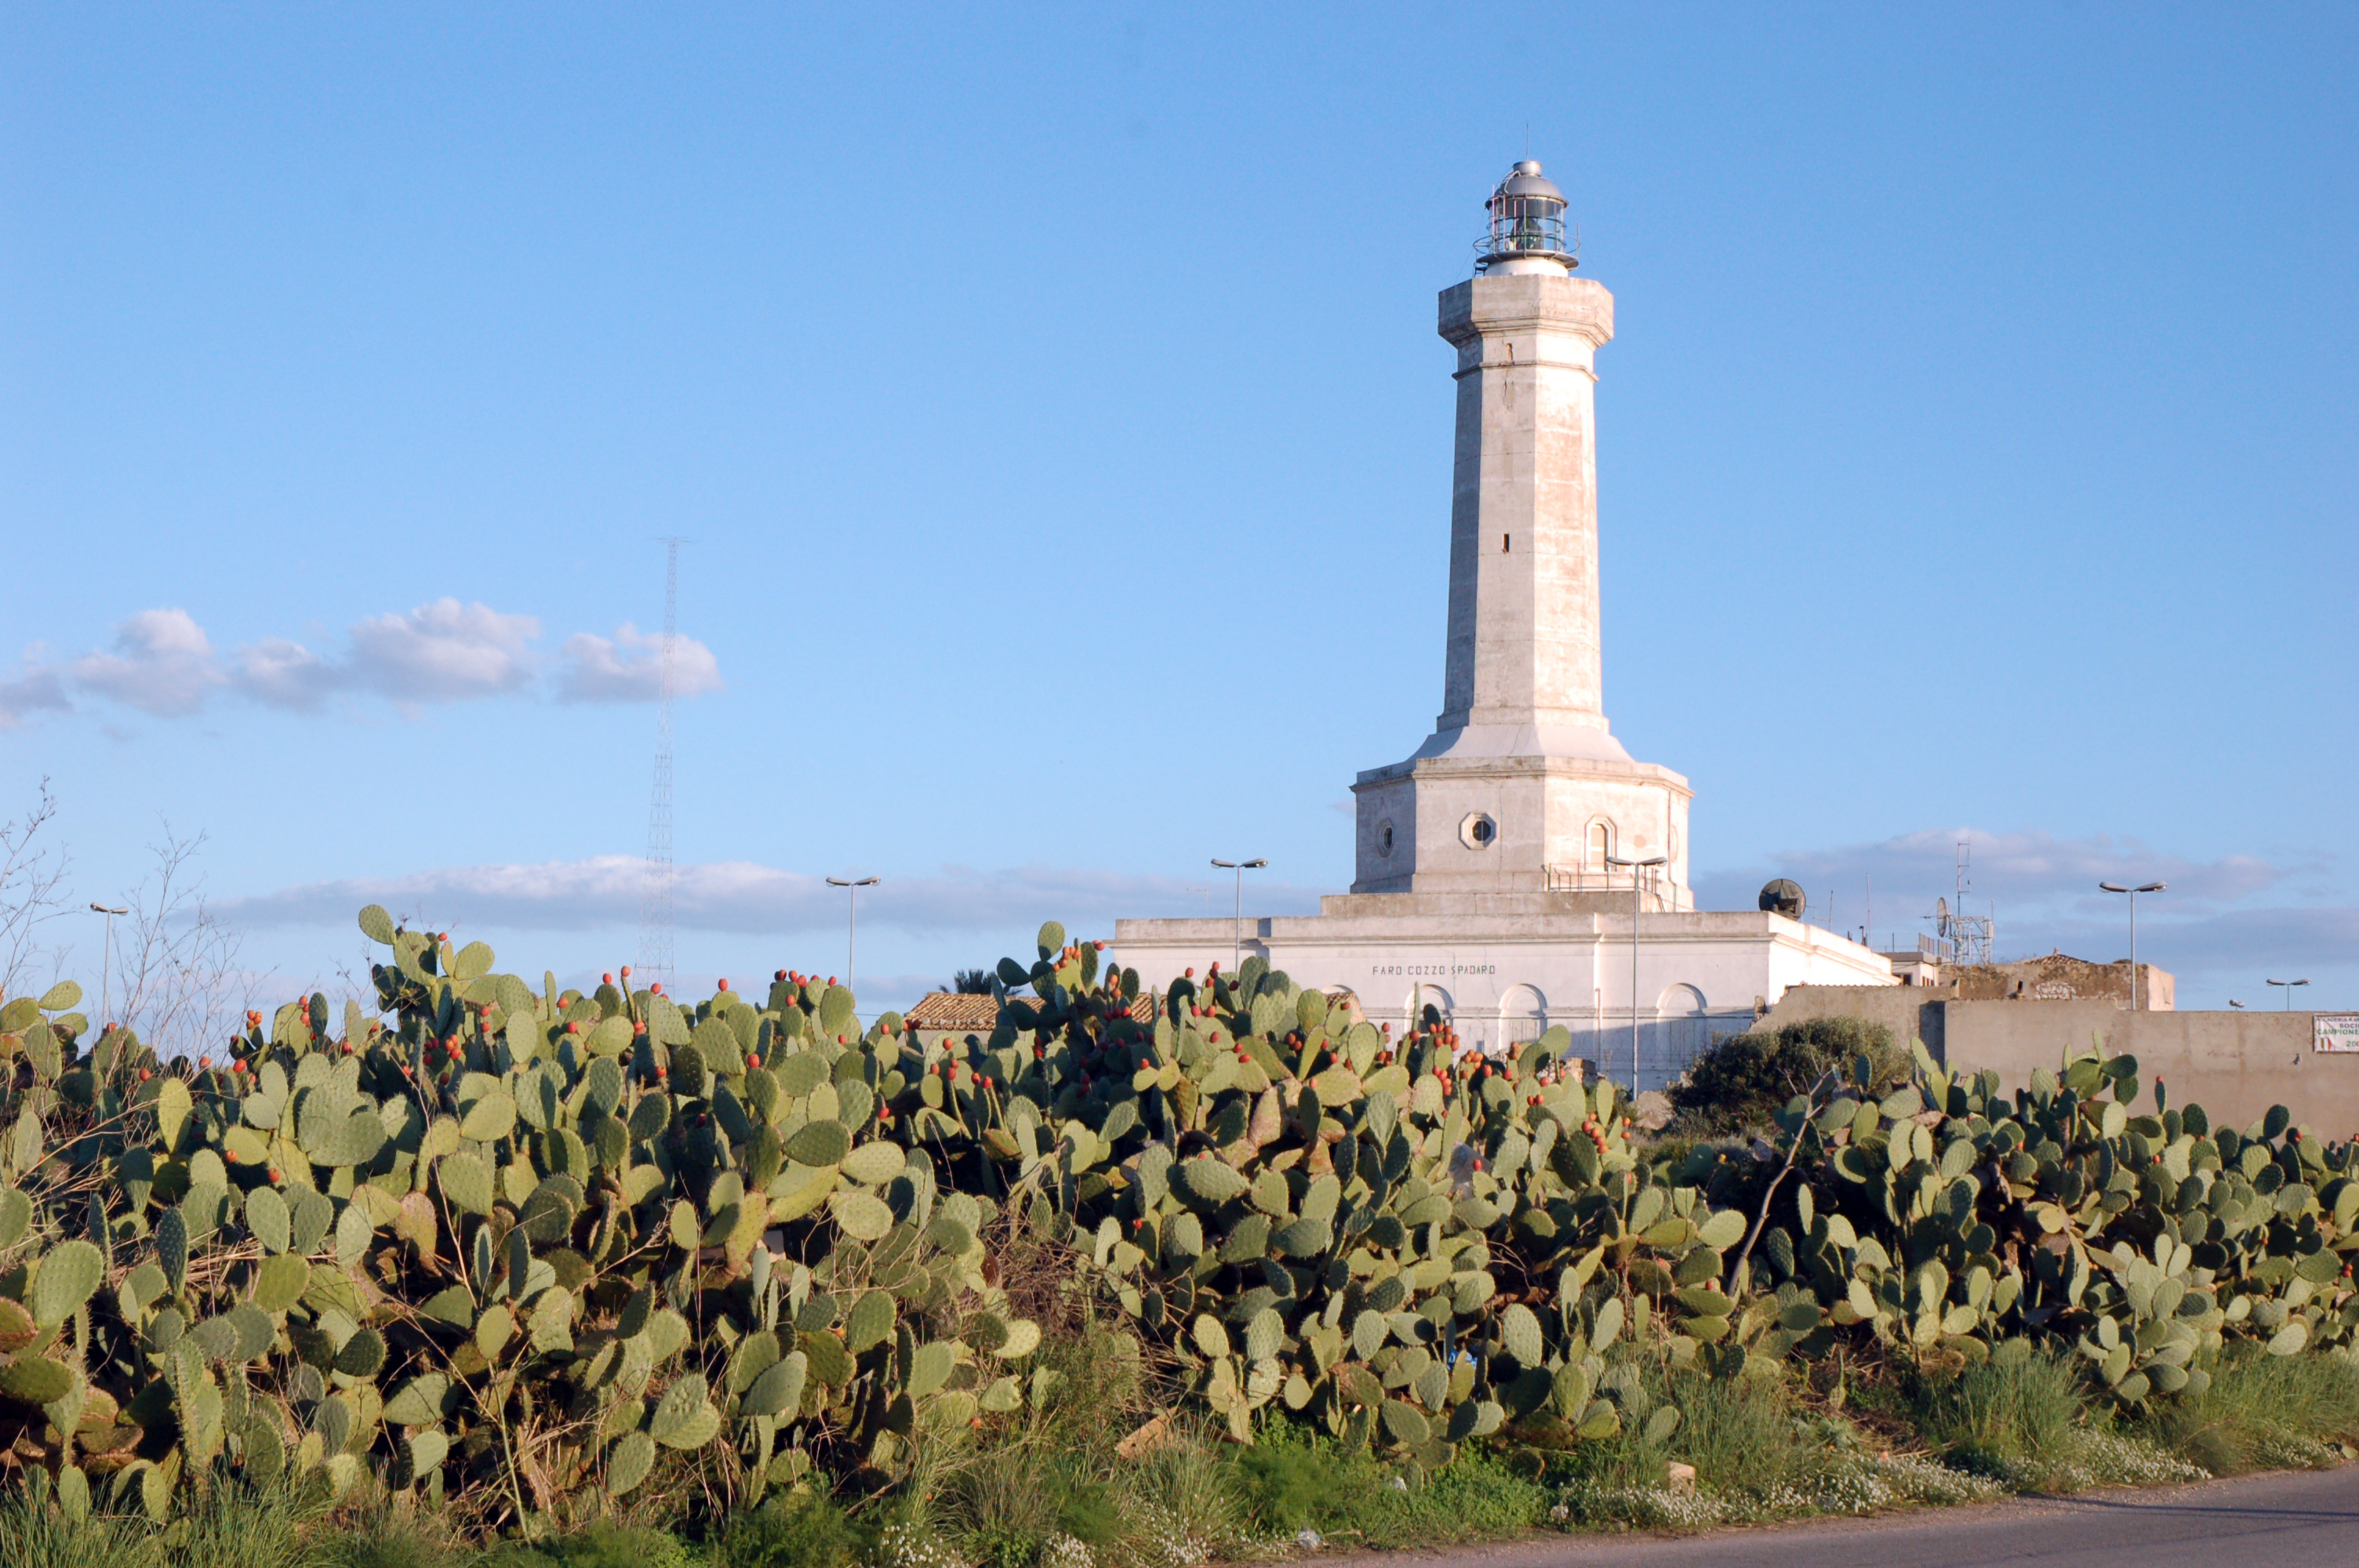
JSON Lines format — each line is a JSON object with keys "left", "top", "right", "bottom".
{"left": 1352, "top": 162, "right": 1692, "bottom": 909}
{"left": 1114, "top": 162, "right": 1894, "bottom": 1086}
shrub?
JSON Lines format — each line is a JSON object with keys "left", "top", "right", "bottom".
{"left": 1668, "top": 1017, "right": 1909, "bottom": 1133}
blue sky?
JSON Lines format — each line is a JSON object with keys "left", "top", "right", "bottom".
{"left": 3, "top": 3, "right": 2353, "bottom": 1033}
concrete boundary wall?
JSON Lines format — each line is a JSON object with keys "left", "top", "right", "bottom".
{"left": 1752, "top": 990, "right": 2356, "bottom": 1135}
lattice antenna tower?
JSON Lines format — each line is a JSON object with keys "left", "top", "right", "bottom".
{"left": 638, "top": 539, "right": 689, "bottom": 988}
{"left": 1933, "top": 837, "right": 1995, "bottom": 965}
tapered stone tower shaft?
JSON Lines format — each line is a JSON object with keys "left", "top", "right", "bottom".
{"left": 1351, "top": 162, "right": 1692, "bottom": 906}
{"left": 1438, "top": 271, "right": 1614, "bottom": 737}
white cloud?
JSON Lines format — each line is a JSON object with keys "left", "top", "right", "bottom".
{"left": 0, "top": 659, "right": 71, "bottom": 729}
{"left": 216, "top": 857, "right": 1326, "bottom": 938}
{"left": 70, "top": 610, "right": 224, "bottom": 717}
{"left": 231, "top": 637, "right": 341, "bottom": 711}
{"left": 557, "top": 623, "right": 725, "bottom": 703}
{"left": 343, "top": 599, "right": 540, "bottom": 702}
{"left": 38, "top": 599, "right": 719, "bottom": 719}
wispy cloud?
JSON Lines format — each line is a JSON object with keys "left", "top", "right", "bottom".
{"left": 1694, "top": 826, "right": 2308, "bottom": 920}
{"left": 557, "top": 623, "right": 725, "bottom": 702}
{"left": 1696, "top": 826, "right": 2353, "bottom": 993}
{"left": 216, "top": 857, "right": 1326, "bottom": 938}
{"left": 11, "top": 603, "right": 722, "bottom": 723}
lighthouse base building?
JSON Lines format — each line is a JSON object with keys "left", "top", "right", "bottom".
{"left": 1112, "top": 162, "right": 1894, "bottom": 1090}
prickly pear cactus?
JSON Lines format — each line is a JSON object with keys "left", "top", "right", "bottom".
{"left": 0, "top": 907, "right": 2350, "bottom": 1523}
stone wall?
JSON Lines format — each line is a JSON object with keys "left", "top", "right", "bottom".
{"left": 1946, "top": 953, "right": 2175, "bottom": 1009}
{"left": 1752, "top": 994, "right": 2356, "bottom": 1136}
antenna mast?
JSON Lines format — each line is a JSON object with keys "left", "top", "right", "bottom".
{"left": 638, "top": 539, "right": 687, "bottom": 988}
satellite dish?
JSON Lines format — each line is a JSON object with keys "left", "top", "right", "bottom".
{"left": 1758, "top": 879, "right": 1805, "bottom": 918}
{"left": 1936, "top": 896, "right": 1950, "bottom": 932}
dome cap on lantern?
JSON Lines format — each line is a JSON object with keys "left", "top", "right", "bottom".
{"left": 1494, "top": 160, "right": 1567, "bottom": 204}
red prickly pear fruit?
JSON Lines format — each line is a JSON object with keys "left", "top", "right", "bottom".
{"left": 718, "top": 978, "right": 729, "bottom": 991}
{"left": 603, "top": 973, "right": 614, "bottom": 985}
{"left": 747, "top": 1054, "right": 761, "bottom": 1069}
{"left": 198, "top": 1055, "right": 212, "bottom": 1070}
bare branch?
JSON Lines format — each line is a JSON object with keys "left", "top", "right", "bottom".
{"left": 107, "top": 821, "right": 271, "bottom": 1062}
{"left": 0, "top": 779, "right": 71, "bottom": 1000}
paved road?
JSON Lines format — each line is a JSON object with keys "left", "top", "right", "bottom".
{"left": 1335, "top": 1466, "right": 2358, "bottom": 1568}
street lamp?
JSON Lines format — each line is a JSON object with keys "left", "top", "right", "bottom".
{"left": 1209, "top": 859, "right": 1267, "bottom": 977}
{"left": 1605, "top": 854, "right": 1667, "bottom": 1097}
{"left": 89, "top": 903, "right": 129, "bottom": 1029}
{"left": 2097, "top": 882, "right": 2166, "bottom": 1011}
{"left": 2266, "top": 978, "right": 2311, "bottom": 1011}
{"left": 823, "top": 877, "right": 880, "bottom": 996}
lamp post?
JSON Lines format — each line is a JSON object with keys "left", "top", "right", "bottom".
{"left": 89, "top": 903, "right": 129, "bottom": 1029}
{"left": 2097, "top": 881, "right": 2166, "bottom": 1010}
{"left": 1209, "top": 858, "right": 1267, "bottom": 976}
{"left": 1605, "top": 854, "right": 1667, "bottom": 1097}
{"left": 823, "top": 877, "right": 879, "bottom": 996}
{"left": 2266, "top": 978, "right": 2311, "bottom": 1011}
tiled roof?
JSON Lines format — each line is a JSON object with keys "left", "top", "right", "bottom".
{"left": 905, "top": 993, "right": 1005, "bottom": 1030}
{"left": 904, "top": 989, "right": 1164, "bottom": 1030}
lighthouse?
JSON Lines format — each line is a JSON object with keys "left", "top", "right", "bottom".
{"left": 1351, "top": 160, "right": 1692, "bottom": 908}
{"left": 1114, "top": 161, "right": 1894, "bottom": 1086}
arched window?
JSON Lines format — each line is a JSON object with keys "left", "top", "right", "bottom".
{"left": 1408, "top": 984, "right": 1453, "bottom": 1033}
{"left": 1587, "top": 820, "right": 1614, "bottom": 873}
{"left": 1654, "top": 984, "right": 1710, "bottom": 1088}
{"left": 1499, "top": 985, "right": 1547, "bottom": 1054}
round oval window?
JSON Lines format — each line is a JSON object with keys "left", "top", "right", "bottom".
{"left": 1460, "top": 812, "right": 1498, "bottom": 850}
{"left": 1376, "top": 819, "right": 1396, "bottom": 857}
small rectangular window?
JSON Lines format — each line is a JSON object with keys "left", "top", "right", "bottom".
{"left": 1503, "top": 533, "right": 1510, "bottom": 554}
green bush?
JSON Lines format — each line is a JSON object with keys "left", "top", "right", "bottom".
{"left": 1668, "top": 1017, "right": 1910, "bottom": 1134}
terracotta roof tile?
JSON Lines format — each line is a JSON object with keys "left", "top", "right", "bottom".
{"left": 904, "top": 993, "right": 1006, "bottom": 1030}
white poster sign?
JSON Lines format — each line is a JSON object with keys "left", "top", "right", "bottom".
{"left": 2315, "top": 1014, "right": 2359, "bottom": 1054}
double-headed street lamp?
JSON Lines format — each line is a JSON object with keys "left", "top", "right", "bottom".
{"left": 823, "top": 877, "right": 879, "bottom": 995}
{"left": 89, "top": 903, "right": 129, "bottom": 1028}
{"left": 1209, "top": 858, "right": 1267, "bottom": 976}
{"left": 2097, "top": 881, "right": 2166, "bottom": 1011}
{"left": 1605, "top": 854, "right": 1667, "bottom": 1096}
{"left": 2267, "top": 978, "right": 2311, "bottom": 1011}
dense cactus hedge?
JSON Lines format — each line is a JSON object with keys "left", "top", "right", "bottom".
{"left": 0, "top": 907, "right": 2353, "bottom": 1530}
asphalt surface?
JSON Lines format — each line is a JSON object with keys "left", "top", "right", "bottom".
{"left": 1329, "top": 1465, "right": 2359, "bottom": 1568}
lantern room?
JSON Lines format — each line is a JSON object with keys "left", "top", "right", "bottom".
{"left": 1477, "top": 159, "right": 1576, "bottom": 275}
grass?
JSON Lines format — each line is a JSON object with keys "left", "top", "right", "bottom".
{"left": 1227, "top": 1421, "right": 1549, "bottom": 1549}
{"left": 2130, "top": 1344, "right": 2359, "bottom": 1475}
{"left": 9, "top": 1342, "right": 2358, "bottom": 1566}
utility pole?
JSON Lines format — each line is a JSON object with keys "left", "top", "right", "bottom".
{"left": 1606, "top": 854, "right": 1667, "bottom": 1096}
